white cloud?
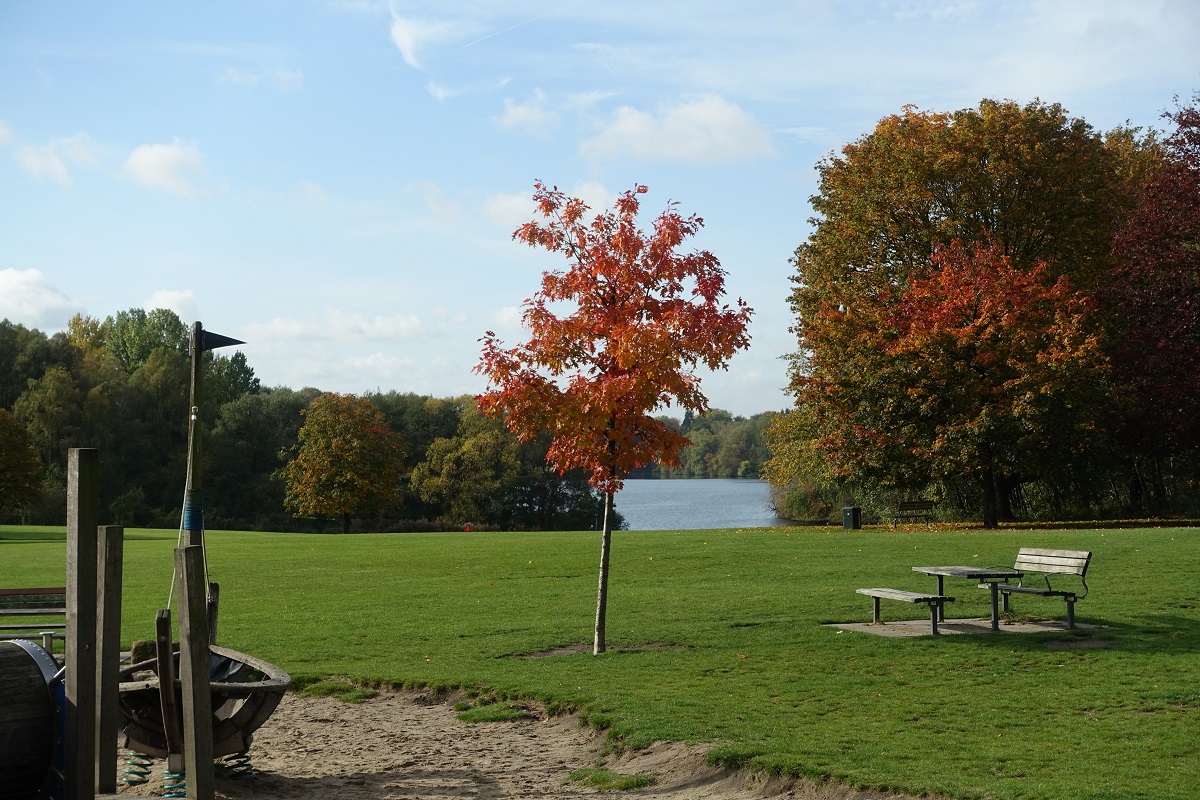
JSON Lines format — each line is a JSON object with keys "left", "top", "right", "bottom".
{"left": 246, "top": 310, "right": 427, "bottom": 346}
{"left": 300, "top": 180, "right": 327, "bottom": 202}
{"left": 0, "top": 268, "right": 82, "bottom": 329}
{"left": 219, "top": 66, "right": 303, "bottom": 91}
{"left": 389, "top": 13, "right": 463, "bottom": 70}
{"left": 327, "top": 310, "right": 425, "bottom": 341}
{"left": 491, "top": 306, "right": 523, "bottom": 331}
{"left": 0, "top": 119, "right": 13, "bottom": 145}
{"left": 144, "top": 289, "right": 198, "bottom": 323}
{"left": 484, "top": 180, "right": 617, "bottom": 232}
{"left": 426, "top": 81, "right": 454, "bottom": 102}
{"left": 121, "top": 139, "right": 205, "bottom": 196}
{"left": 495, "top": 88, "right": 558, "bottom": 135}
{"left": 407, "top": 180, "right": 461, "bottom": 221}
{"left": 219, "top": 67, "right": 262, "bottom": 86}
{"left": 15, "top": 133, "right": 103, "bottom": 186}
{"left": 580, "top": 94, "right": 777, "bottom": 164}
{"left": 483, "top": 191, "right": 535, "bottom": 231}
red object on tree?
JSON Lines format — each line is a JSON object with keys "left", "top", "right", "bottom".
{"left": 476, "top": 182, "right": 752, "bottom": 653}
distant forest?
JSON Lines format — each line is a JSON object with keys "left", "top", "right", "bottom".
{"left": 0, "top": 312, "right": 775, "bottom": 532}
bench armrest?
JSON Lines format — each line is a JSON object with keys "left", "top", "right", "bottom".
{"left": 1037, "top": 571, "right": 1088, "bottom": 599}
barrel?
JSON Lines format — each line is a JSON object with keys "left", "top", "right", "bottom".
{"left": 0, "top": 640, "right": 57, "bottom": 799}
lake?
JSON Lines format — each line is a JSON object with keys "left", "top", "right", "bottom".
{"left": 613, "top": 479, "right": 787, "bottom": 531}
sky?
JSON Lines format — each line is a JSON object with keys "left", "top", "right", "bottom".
{"left": 2, "top": 1, "right": 1198, "bottom": 418}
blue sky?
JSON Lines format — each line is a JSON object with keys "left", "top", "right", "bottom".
{"left": 2, "top": 1, "right": 1197, "bottom": 417}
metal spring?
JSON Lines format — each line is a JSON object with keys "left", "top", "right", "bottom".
{"left": 163, "top": 767, "right": 187, "bottom": 798}
{"left": 216, "top": 750, "right": 256, "bottom": 780}
{"left": 120, "top": 751, "right": 153, "bottom": 785}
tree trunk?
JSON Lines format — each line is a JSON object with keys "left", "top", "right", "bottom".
{"left": 980, "top": 470, "right": 999, "bottom": 529}
{"left": 995, "top": 473, "right": 1017, "bottom": 522}
{"left": 593, "top": 492, "right": 614, "bottom": 655}
{"left": 342, "top": 513, "right": 351, "bottom": 535}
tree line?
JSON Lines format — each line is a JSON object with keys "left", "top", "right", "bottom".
{"left": 764, "top": 96, "right": 1200, "bottom": 526}
{"left": 0, "top": 311, "right": 772, "bottom": 531}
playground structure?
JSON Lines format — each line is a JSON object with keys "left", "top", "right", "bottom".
{"left": 0, "top": 323, "right": 291, "bottom": 800}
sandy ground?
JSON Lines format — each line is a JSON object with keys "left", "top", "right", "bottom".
{"left": 112, "top": 688, "right": 936, "bottom": 800}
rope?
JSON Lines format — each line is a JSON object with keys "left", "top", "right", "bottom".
{"left": 168, "top": 405, "right": 212, "bottom": 611}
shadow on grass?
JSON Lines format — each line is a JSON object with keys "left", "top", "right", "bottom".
{"left": 946, "top": 613, "right": 1200, "bottom": 655}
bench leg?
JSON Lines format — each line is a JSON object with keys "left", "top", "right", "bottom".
{"left": 928, "top": 602, "right": 939, "bottom": 635}
{"left": 871, "top": 597, "right": 881, "bottom": 624}
{"left": 1066, "top": 599, "right": 1075, "bottom": 629}
{"left": 989, "top": 583, "right": 1000, "bottom": 632}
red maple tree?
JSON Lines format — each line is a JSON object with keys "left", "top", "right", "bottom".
{"left": 1106, "top": 94, "right": 1200, "bottom": 500}
{"left": 476, "top": 182, "right": 752, "bottom": 653}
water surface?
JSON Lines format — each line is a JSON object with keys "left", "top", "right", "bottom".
{"left": 614, "top": 479, "right": 785, "bottom": 531}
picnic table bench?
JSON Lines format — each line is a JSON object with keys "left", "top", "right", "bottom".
{"left": 856, "top": 587, "right": 955, "bottom": 635}
{"left": 0, "top": 587, "right": 67, "bottom": 651}
{"left": 892, "top": 499, "right": 936, "bottom": 526}
{"left": 991, "top": 548, "right": 1091, "bottom": 628}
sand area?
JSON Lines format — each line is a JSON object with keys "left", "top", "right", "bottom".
{"left": 112, "top": 687, "right": 937, "bottom": 800}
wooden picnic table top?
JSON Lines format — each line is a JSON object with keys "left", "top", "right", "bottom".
{"left": 912, "top": 565, "right": 1020, "bottom": 580}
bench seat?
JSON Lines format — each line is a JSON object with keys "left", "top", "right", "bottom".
{"left": 857, "top": 588, "right": 955, "bottom": 634}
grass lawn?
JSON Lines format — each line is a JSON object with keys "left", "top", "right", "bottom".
{"left": 2, "top": 523, "right": 1196, "bottom": 800}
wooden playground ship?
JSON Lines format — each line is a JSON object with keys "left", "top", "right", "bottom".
{"left": 116, "top": 322, "right": 291, "bottom": 764}
{"left": 118, "top": 642, "right": 290, "bottom": 759}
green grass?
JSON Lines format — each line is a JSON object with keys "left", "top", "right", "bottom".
{"left": 565, "top": 766, "right": 657, "bottom": 790}
{"left": 2, "top": 523, "right": 1197, "bottom": 800}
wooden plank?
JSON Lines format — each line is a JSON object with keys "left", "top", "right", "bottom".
{"left": 65, "top": 447, "right": 99, "bottom": 800}
{"left": 1014, "top": 548, "right": 1090, "bottom": 572}
{"left": 856, "top": 588, "right": 952, "bottom": 603}
{"left": 156, "top": 609, "right": 184, "bottom": 771}
{"left": 176, "top": 545, "right": 215, "bottom": 800}
{"left": 0, "top": 587, "right": 67, "bottom": 596}
{"left": 96, "top": 525, "right": 124, "bottom": 794}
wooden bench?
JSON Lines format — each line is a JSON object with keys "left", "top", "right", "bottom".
{"left": 0, "top": 587, "right": 67, "bottom": 651}
{"left": 892, "top": 500, "right": 936, "bottom": 526}
{"left": 856, "top": 588, "right": 955, "bottom": 635}
{"left": 990, "top": 548, "right": 1091, "bottom": 628}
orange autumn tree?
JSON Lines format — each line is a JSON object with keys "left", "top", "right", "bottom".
{"left": 477, "top": 182, "right": 752, "bottom": 654}
{"left": 278, "top": 392, "right": 407, "bottom": 534}
{"left": 792, "top": 239, "right": 1109, "bottom": 527}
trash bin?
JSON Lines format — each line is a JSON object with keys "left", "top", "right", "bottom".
{"left": 842, "top": 506, "right": 862, "bottom": 530}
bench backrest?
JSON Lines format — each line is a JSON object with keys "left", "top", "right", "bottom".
{"left": 1013, "top": 548, "right": 1090, "bottom": 577}
{"left": 0, "top": 587, "right": 67, "bottom": 612}
{"left": 898, "top": 500, "right": 936, "bottom": 511}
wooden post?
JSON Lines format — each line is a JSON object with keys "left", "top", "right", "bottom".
{"left": 96, "top": 525, "right": 124, "bottom": 794}
{"left": 176, "top": 545, "right": 214, "bottom": 800}
{"left": 207, "top": 582, "right": 220, "bottom": 645}
{"left": 184, "top": 322, "right": 205, "bottom": 550}
{"left": 65, "top": 448, "right": 99, "bottom": 800}
{"left": 155, "top": 610, "right": 184, "bottom": 772}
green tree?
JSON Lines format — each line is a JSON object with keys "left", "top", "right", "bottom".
{"left": 207, "top": 386, "right": 320, "bottom": 526}
{"left": 204, "top": 350, "right": 260, "bottom": 409}
{"left": 105, "top": 308, "right": 188, "bottom": 374}
{"left": 0, "top": 320, "right": 74, "bottom": 410}
{"left": 0, "top": 409, "right": 42, "bottom": 521}
{"left": 277, "top": 393, "right": 407, "bottom": 533}
{"left": 13, "top": 366, "right": 82, "bottom": 469}
{"left": 410, "top": 406, "right": 520, "bottom": 524}
{"left": 477, "top": 182, "right": 752, "bottom": 653}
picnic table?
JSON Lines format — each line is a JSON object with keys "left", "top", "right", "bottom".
{"left": 911, "top": 566, "right": 1020, "bottom": 631}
